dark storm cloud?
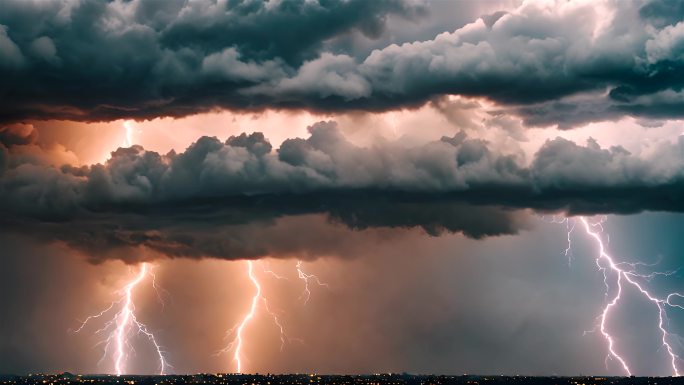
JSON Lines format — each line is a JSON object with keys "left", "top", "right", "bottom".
{"left": 3, "top": 120, "right": 684, "bottom": 261}
{"left": 2, "top": 0, "right": 684, "bottom": 126}
{"left": 159, "top": 0, "right": 426, "bottom": 64}
{"left": 0, "top": 121, "right": 533, "bottom": 261}
{"left": 14, "top": 206, "right": 528, "bottom": 264}
{"left": 0, "top": 0, "right": 425, "bottom": 122}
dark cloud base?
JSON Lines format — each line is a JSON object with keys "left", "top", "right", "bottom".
{"left": 3, "top": 200, "right": 530, "bottom": 263}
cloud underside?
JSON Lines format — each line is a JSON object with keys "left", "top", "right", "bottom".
{"left": 3, "top": 121, "right": 684, "bottom": 261}
{"left": 0, "top": 0, "right": 684, "bottom": 126}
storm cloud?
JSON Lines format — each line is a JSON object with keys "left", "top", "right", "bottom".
{"left": 1, "top": 0, "right": 684, "bottom": 127}
{"left": 2, "top": 120, "right": 684, "bottom": 261}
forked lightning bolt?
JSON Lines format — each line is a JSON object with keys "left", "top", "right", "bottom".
{"left": 296, "top": 260, "right": 330, "bottom": 304}
{"left": 220, "top": 260, "right": 328, "bottom": 373}
{"left": 72, "top": 262, "right": 169, "bottom": 375}
{"left": 218, "top": 261, "right": 294, "bottom": 373}
{"left": 562, "top": 216, "right": 684, "bottom": 376}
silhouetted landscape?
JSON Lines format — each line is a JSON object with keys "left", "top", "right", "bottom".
{"left": 2, "top": 374, "right": 684, "bottom": 385}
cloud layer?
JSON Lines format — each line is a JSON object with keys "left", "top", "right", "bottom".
{"left": 3, "top": 121, "right": 684, "bottom": 261}
{"left": 1, "top": 0, "right": 684, "bottom": 127}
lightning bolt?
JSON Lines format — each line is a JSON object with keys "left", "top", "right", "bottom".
{"left": 122, "top": 120, "right": 134, "bottom": 148}
{"left": 228, "top": 261, "right": 260, "bottom": 373}
{"left": 562, "top": 216, "right": 683, "bottom": 376}
{"left": 218, "top": 261, "right": 294, "bottom": 373}
{"left": 261, "top": 261, "right": 289, "bottom": 281}
{"left": 296, "top": 260, "right": 330, "bottom": 305}
{"left": 219, "top": 260, "right": 328, "bottom": 373}
{"left": 72, "top": 262, "right": 170, "bottom": 375}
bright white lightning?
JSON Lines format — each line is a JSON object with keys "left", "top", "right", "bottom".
{"left": 230, "top": 261, "right": 260, "bottom": 373}
{"left": 219, "top": 261, "right": 295, "bottom": 373}
{"left": 122, "top": 120, "right": 134, "bottom": 148}
{"left": 565, "top": 216, "right": 684, "bottom": 376}
{"left": 296, "top": 260, "right": 330, "bottom": 305}
{"left": 72, "top": 262, "right": 169, "bottom": 375}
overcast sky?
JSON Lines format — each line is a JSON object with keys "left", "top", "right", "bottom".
{"left": 1, "top": 0, "right": 684, "bottom": 377}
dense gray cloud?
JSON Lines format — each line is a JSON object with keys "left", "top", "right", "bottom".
{"left": 0, "top": 0, "right": 424, "bottom": 122}
{"left": 2, "top": 0, "right": 684, "bottom": 126}
{"left": 3, "top": 120, "right": 684, "bottom": 261}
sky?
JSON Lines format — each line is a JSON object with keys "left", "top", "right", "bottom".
{"left": 1, "top": 0, "right": 684, "bottom": 377}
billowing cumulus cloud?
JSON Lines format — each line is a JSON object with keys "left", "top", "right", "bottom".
{"left": 3, "top": 120, "right": 684, "bottom": 262}
{"left": 0, "top": 0, "right": 425, "bottom": 122}
{"left": 1, "top": 0, "right": 684, "bottom": 127}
